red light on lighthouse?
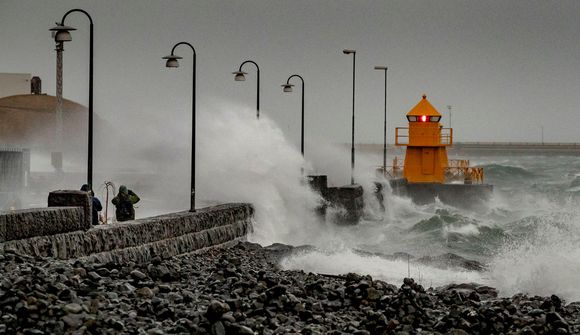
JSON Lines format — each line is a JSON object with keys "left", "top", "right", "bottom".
{"left": 420, "top": 115, "right": 427, "bottom": 122}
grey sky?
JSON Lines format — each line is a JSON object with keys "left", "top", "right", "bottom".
{"left": 1, "top": 0, "right": 580, "bottom": 146}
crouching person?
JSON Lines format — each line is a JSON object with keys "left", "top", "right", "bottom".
{"left": 112, "top": 185, "right": 140, "bottom": 222}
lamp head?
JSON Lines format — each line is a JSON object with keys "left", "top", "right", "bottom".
{"left": 374, "top": 66, "right": 388, "bottom": 70}
{"left": 281, "top": 84, "right": 294, "bottom": 93}
{"left": 162, "top": 54, "right": 182, "bottom": 68}
{"left": 342, "top": 49, "right": 356, "bottom": 54}
{"left": 49, "top": 24, "right": 76, "bottom": 42}
{"left": 232, "top": 71, "right": 247, "bottom": 81}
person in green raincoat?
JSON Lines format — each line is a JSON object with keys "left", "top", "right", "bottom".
{"left": 112, "top": 185, "right": 140, "bottom": 222}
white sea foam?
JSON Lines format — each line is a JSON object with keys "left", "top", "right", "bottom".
{"left": 280, "top": 249, "right": 486, "bottom": 288}
{"left": 195, "top": 103, "right": 322, "bottom": 245}
{"left": 488, "top": 211, "right": 580, "bottom": 301}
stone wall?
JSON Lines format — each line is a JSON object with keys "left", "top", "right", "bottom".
{"left": 325, "top": 185, "right": 364, "bottom": 224}
{"left": 0, "top": 207, "right": 85, "bottom": 242}
{"left": 0, "top": 203, "right": 254, "bottom": 264}
{"left": 48, "top": 190, "right": 92, "bottom": 228}
{"left": 307, "top": 175, "right": 364, "bottom": 224}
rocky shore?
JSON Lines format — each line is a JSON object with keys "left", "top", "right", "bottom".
{"left": 0, "top": 242, "right": 578, "bottom": 334}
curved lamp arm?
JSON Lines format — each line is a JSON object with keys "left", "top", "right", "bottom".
{"left": 238, "top": 60, "right": 259, "bottom": 73}
{"left": 61, "top": 8, "right": 93, "bottom": 25}
{"left": 171, "top": 41, "right": 197, "bottom": 56}
{"left": 286, "top": 74, "right": 304, "bottom": 86}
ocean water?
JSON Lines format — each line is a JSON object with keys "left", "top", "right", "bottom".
{"left": 280, "top": 155, "right": 580, "bottom": 302}
{"left": 192, "top": 105, "right": 580, "bottom": 302}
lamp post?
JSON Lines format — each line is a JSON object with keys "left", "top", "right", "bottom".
{"left": 447, "top": 105, "right": 452, "bottom": 129}
{"left": 281, "top": 74, "right": 305, "bottom": 157}
{"left": 233, "top": 60, "right": 260, "bottom": 119}
{"left": 343, "top": 49, "right": 356, "bottom": 185}
{"left": 374, "top": 66, "right": 388, "bottom": 174}
{"left": 50, "top": 9, "right": 94, "bottom": 189}
{"left": 163, "top": 42, "right": 197, "bottom": 212}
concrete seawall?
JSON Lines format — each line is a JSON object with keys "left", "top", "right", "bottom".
{"left": 0, "top": 207, "right": 85, "bottom": 242}
{"left": 0, "top": 203, "right": 253, "bottom": 264}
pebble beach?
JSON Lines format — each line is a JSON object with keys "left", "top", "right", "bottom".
{"left": 0, "top": 242, "right": 578, "bottom": 334}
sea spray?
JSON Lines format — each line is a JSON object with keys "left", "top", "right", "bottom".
{"left": 195, "top": 103, "right": 324, "bottom": 245}
{"left": 488, "top": 205, "right": 580, "bottom": 301}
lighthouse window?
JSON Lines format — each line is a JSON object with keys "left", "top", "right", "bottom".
{"left": 407, "top": 115, "right": 440, "bottom": 122}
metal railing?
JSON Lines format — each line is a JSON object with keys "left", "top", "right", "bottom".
{"left": 445, "top": 166, "right": 484, "bottom": 184}
{"left": 377, "top": 157, "right": 484, "bottom": 184}
{"left": 395, "top": 127, "right": 453, "bottom": 146}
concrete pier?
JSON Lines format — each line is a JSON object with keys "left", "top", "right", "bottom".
{"left": 307, "top": 175, "right": 364, "bottom": 224}
{"left": 0, "top": 191, "right": 254, "bottom": 263}
{"left": 389, "top": 178, "right": 493, "bottom": 208}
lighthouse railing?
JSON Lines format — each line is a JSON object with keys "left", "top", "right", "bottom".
{"left": 395, "top": 127, "right": 453, "bottom": 146}
{"left": 440, "top": 128, "right": 453, "bottom": 145}
{"left": 444, "top": 165, "right": 485, "bottom": 184}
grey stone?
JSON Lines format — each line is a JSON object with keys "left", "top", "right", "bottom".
{"left": 130, "top": 270, "right": 147, "bottom": 280}
{"left": 235, "top": 325, "right": 255, "bottom": 335}
{"left": 211, "top": 321, "right": 226, "bottom": 335}
{"left": 61, "top": 314, "right": 83, "bottom": 329}
{"left": 206, "top": 300, "right": 230, "bottom": 322}
{"left": 63, "top": 303, "right": 83, "bottom": 314}
{"left": 136, "top": 287, "right": 154, "bottom": 299}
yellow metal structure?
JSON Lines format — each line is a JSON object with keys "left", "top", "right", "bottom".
{"left": 381, "top": 95, "right": 485, "bottom": 184}
{"left": 445, "top": 160, "right": 485, "bottom": 184}
{"left": 396, "top": 95, "right": 450, "bottom": 184}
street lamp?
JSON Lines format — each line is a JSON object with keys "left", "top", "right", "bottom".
{"left": 343, "top": 49, "right": 356, "bottom": 185}
{"left": 162, "top": 42, "right": 197, "bottom": 212}
{"left": 374, "top": 66, "right": 388, "bottom": 175}
{"left": 50, "top": 9, "right": 94, "bottom": 189}
{"left": 447, "top": 105, "right": 452, "bottom": 129}
{"left": 233, "top": 60, "right": 260, "bottom": 119}
{"left": 281, "top": 74, "right": 305, "bottom": 157}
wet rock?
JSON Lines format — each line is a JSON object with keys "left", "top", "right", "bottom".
{"left": 130, "top": 270, "right": 147, "bottom": 281}
{"left": 206, "top": 300, "right": 230, "bottom": 322}
{"left": 211, "top": 321, "right": 225, "bottom": 335}
{"left": 136, "top": 287, "right": 154, "bottom": 299}
{"left": 63, "top": 303, "right": 83, "bottom": 314}
{"left": 61, "top": 314, "right": 83, "bottom": 329}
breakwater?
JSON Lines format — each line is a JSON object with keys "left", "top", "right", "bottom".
{"left": 0, "top": 190, "right": 253, "bottom": 264}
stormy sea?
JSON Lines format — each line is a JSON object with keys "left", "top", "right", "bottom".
{"left": 190, "top": 105, "right": 580, "bottom": 303}
{"left": 280, "top": 154, "right": 580, "bottom": 303}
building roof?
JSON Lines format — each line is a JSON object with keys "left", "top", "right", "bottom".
{"left": 0, "top": 94, "right": 86, "bottom": 114}
{"left": 0, "top": 94, "right": 87, "bottom": 149}
{"left": 406, "top": 94, "right": 441, "bottom": 117}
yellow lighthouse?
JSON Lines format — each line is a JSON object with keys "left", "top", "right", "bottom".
{"left": 396, "top": 94, "right": 451, "bottom": 183}
{"left": 386, "top": 94, "right": 491, "bottom": 207}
